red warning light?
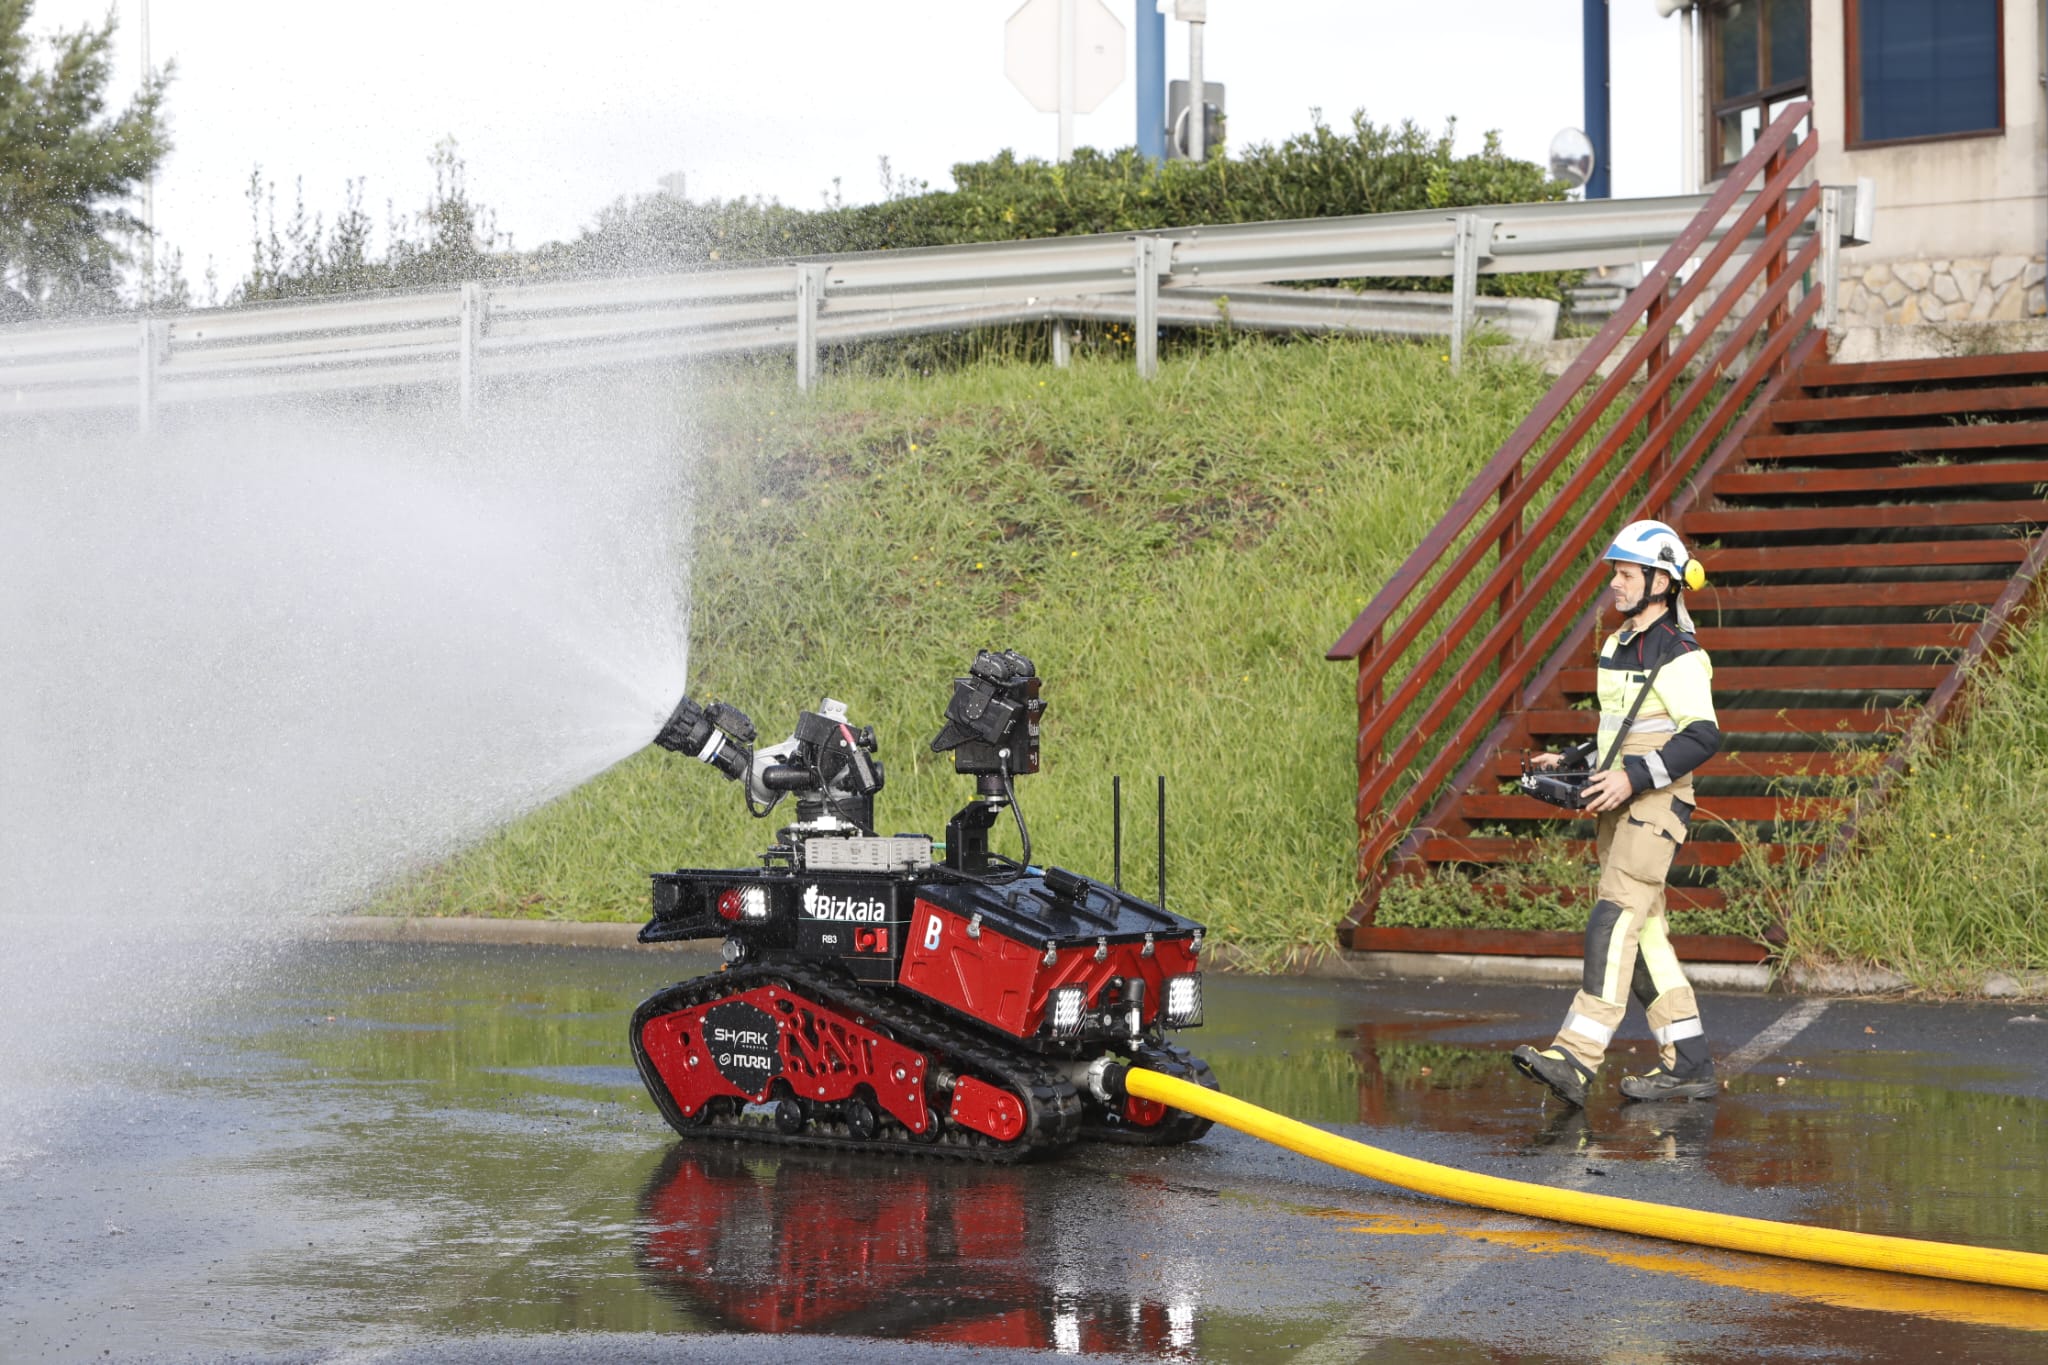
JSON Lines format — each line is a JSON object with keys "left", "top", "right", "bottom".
{"left": 715, "top": 888, "right": 744, "bottom": 922}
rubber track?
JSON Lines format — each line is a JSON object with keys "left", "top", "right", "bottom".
{"left": 1080, "top": 1042, "right": 1218, "bottom": 1146}
{"left": 630, "top": 962, "right": 1083, "bottom": 1164}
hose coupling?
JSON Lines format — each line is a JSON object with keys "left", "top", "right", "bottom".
{"left": 1087, "top": 1055, "right": 1130, "bottom": 1104}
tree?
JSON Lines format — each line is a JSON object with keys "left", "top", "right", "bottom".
{"left": 0, "top": 0, "right": 170, "bottom": 317}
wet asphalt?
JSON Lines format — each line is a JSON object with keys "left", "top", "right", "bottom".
{"left": 3, "top": 940, "right": 2047, "bottom": 1363}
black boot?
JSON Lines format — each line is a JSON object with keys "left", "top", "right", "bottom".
{"left": 1512, "top": 1045, "right": 1594, "bottom": 1107}
{"left": 1619, "top": 1059, "right": 1718, "bottom": 1101}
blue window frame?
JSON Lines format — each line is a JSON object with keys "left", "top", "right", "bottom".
{"left": 1849, "top": 0, "right": 2003, "bottom": 147}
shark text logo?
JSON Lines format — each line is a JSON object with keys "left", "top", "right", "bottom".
{"left": 801, "top": 884, "right": 888, "bottom": 923}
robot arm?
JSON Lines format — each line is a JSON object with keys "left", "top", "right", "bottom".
{"left": 655, "top": 692, "right": 883, "bottom": 829}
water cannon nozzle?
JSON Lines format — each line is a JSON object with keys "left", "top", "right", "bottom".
{"left": 654, "top": 694, "right": 755, "bottom": 783}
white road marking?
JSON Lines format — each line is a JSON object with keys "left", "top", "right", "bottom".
{"left": 1718, "top": 998, "right": 1830, "bottom": 1079}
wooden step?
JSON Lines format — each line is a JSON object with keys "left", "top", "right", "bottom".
{"left": 1456, "top": 794, "right": 1848, "bottom": 822}
{"left": 1523, "top": 707, "right": 1910, "bottom": 734}
{"left": 1381, "top": 880, "right": 1733, "bottom": 913}
{"left": 1716, "top": 459, "right": 2048, "bottom": 497}
{"left": 1485, "top": 751, "right": 1867, "bottom": 779}
{"left": 1687, "top": 579, "right": 2006, "bottom": 608}
{"left": 1746, "top": 420, "right": 2048, "bottom": 460}
{"left": 1559, "top": 665, "right": 1948, "bottom": 692}
{"left": 1771, "top": 383, "right": 2048, "bottom": 425}
{"left": 1418, "top": 836, "right": 1820, "bottom": 868}
{"left": 1699, "top": 623, "right": 1971, "bottom": 650}
{"left": 1799, "top": 352, "right": 2048, "bottom": 388}
{"left": 1700, "top": 540, "right": 2029, "bottom": 572}
{"left": 1686, "top": 504, "right": 2048, "bottom": 534}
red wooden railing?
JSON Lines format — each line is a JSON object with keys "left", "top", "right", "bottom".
{"left": 1325, "top": 102, "right": 1824, "bottom": 923}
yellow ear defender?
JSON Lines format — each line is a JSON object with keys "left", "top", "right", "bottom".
{"left": 1683, "top": 559, "right": 1707, "bottom": 592}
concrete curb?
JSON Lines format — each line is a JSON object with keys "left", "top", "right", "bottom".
{"left": 1784, "top": 962, "right": 1909, "bottom": 995}
{"left": 1204, "top": 943, "right": 1771, "bottom": 992}
{"left": 321, "top": 919, "right": 1780, "bottom": 990}
{"left": 313, "top": 916, "right": 712, "bottom": 953}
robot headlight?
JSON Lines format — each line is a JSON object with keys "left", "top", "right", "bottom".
{"left": 1048, "top": 985, "right": 1087, "bottom": 1038}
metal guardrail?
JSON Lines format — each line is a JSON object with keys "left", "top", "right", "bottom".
{"left": 0, "top": 187, "right": 1851, "bottom": 427}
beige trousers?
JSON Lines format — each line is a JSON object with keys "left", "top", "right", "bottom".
{"left": 1549, "top": 731, "right": 1707, "bottom": 1074}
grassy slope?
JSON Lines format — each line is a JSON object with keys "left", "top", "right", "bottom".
{"left": 384, "top": 338, "right": 1554, "bottom": 965}
{"left": 383, "top": 334, "right": 2048, "bottom": 988}
{"left": 1784, "top": 612, "right": 2048, "bottom": 991}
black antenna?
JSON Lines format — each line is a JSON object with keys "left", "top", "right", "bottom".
{"left": 1111, "top": 775, "right": 1123, "bottom": 891}
{"left": 1156, "top": 774, "right": 1167, "bottom": 911}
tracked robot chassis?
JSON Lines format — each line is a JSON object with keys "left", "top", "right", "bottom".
{"left": 629, "top": 650, "right": 1216, "bottom": 1161}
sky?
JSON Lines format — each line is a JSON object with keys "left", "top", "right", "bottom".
{"left": 35, "top": 1, "right": 1688, "bottom": 302}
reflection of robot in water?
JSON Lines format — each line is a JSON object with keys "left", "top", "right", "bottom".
{"left": 635, "top": 1144, "right": 1197, "bottom": 1354}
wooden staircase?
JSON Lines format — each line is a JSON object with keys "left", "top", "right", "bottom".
{"left": 1375, "top": 351, "right": 2048, "bottom": 959}
{"left": 1325, "top": 104, "right": 2048, "bottom": 960}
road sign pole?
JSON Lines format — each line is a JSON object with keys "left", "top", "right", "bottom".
{"left": 1175, "top": 0, "right": 1208, "bottom": 162}
{"left": 1006, "top": 0, "right": 1125, "bottom": 163}
{"left": 1136, "top": 0, "right": 1165, "bottom": 162}
{"left": 1058, "top": 0, "right": 1077, "bottom": 160}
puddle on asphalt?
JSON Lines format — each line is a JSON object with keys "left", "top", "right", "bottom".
{"left": 1206, "top": 981, "right": 2048, "bottom": 1253}
{"left": 10, "top": 940, "right": 2047, "bottom": 1359}
{"left": 1300, "top": 1204, "right": 2048, "bottom": 1334}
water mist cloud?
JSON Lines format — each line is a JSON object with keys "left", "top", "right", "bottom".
{"left": 0, "top": 376, "right": 694, "bottom": 1160}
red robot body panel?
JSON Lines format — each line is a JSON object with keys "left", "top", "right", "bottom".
{"left": 638, "top": 981, "right": 931, "bottom": 1133}
{"left": 899, "top": 897, "right": 1201, "bottom": 1040}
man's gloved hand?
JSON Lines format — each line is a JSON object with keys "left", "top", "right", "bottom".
{"left": 1580, "top": 768, "right": 1637, "bottom": 814}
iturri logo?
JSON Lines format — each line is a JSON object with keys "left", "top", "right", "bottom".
{"left": 800, "top": 884, "right": 888, "bottom": 922}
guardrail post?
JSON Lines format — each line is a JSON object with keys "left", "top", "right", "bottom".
{"left": 1448, "top": 214, "right": 1494, "bottom": 373}
{"left": 1132, "top": 236, "right": 1162, "bottom": 379}
{"left": 1818, "top": 185, "right": 1844, "bottom": 337}
{"left": 459, "top": 282, "right": 485, "bottom": 421}
{"left": 137, "top": 317, "right": 164, "bottom": 436}
{"left": 1051, "top": 318, "right": 1072, "bottom": 368}
{"left": 795, "top": 264, "right": 827, "bottom": 391}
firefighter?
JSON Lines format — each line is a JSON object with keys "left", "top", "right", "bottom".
{"left": 1512, "top": 520, "right": 1721, "bottom": 1107}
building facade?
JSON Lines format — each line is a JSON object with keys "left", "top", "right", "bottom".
{"left": 1671, "top": 0, "right": 2047, "bottom": 333}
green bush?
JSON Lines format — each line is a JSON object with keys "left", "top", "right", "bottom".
{"left": 232, "top": 112, "right": 1573, "bottom": 314}
{"left": 554, "top": 113, "right": 1571, "bottom": 298}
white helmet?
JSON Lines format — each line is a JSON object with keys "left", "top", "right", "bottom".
{"left": 1603, "top": 519, "right": 1705, "bottom": 631}
{"left": 1603, "top": 519, "right": 1706, "bottom": 592}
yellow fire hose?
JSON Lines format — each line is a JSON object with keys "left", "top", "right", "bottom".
{"left": 1123, "top": 1066, "right": 2048, "bottom": 1294}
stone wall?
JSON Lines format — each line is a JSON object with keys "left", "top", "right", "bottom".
{"left": 1838, "top": 256, "right": 2048, "bottom": 328}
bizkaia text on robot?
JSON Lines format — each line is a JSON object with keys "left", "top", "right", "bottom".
{"left": 800, "top": 885, "right": 889, "bottom": 922}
